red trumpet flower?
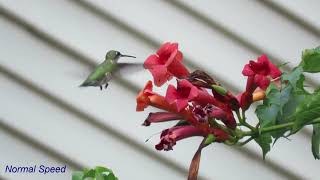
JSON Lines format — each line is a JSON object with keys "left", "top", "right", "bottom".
{"left": 142, "top": 112, "right": 183, "bottom": 126}
{"left": 144, "top": 42, "right": 190, "bottom": 87}
{"left": 242, "top": 54, "right": 281, "bottom": 90}
{"left": 136, "top": 80, "right": 176, "bottom": 112}
{"left": 239, "top": 54, "right": 281, "bottom": 110}
{"left": 155, "top": 125, "right": 207, "bottom": 151}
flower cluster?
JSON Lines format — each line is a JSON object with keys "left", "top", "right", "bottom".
{"left": 137, "top": 42, "right": 281, "bottom": 151}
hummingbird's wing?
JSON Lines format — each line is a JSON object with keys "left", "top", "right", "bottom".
{"left": 115, "top": 63, "right": 144, "bottom": 76}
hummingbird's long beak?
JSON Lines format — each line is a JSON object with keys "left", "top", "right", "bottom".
{"left": 120, "top": 54, "right": 136, "bottom": 58}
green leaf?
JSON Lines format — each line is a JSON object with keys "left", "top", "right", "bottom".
{"left": 282, "top": 67, "right": 305, "bottom": 91}
{"left": 72, "top": 171, "right": 84, "bottom": 180}
{"left": 292, "top": 91, "right": 320, "bottom": 133}
{"left": 256, "top": 66, "right": 309, "bottom": 140}
{"left": 256, "top": 104, "right": 279, "bottom": 127}
{"left": 254, "top": 134, "right": 272, "bottom": 159}
{"left": 106, "top": 173, "right": 116, "bottom": 180}
{"left": 272, "top": 93, "right": 305, "bottom": 139}
{"left": 74, "top": 166, "right": 118, "bottom": 180}
{"left": 96, "top": 173, "right": 106, "bottom": 180}
{"left": 83, "top": 169, "right": 95, "bottom": 179}
{"left": 95, "top": 166, "right": 112, "bottom": 174}
{"left": 301, "top": 47, "right": 320, "bottom": 73}
{"left": 312, "top": 124, "right": 320, "bottom": 159}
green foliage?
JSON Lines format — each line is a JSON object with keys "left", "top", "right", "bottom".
{"left": 254, "top": 46, "right": 320, "bottom": 159}
{"left": 256, "top": 67, "right": 306, "bottom": 140}
{"left": 291, "top": 90, "right": 320, "bottom": 133}
{"left": 254, "top": 133, "right": 272, "bottom": 160}
{"left": 72, "top": 166, "right": 118, "bottom": 180}
{"left": 312, "top": 124, "right": 320, "bottom": 159}
{"left": 255, "top": 66, "right": 309, "bottom": 157}
{"left": 301, "top": 47, "right": 320, "bottom": 73}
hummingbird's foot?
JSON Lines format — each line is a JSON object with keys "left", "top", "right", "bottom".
{"left": 105, "top": 83, "right": 109, "bottom": 89}
{"left": 100, "top": 86, "right": 103, "bottom": 90}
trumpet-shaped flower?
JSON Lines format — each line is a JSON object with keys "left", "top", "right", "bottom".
{"left": 239, "top": 55, "right": 281, "bottom": 110}
{"left": 144, "top": 42, "right": 189, "bottom": 87}
{"left": 242, "top": 54, "right": 281, "bottom": 90}
{"left": 155, "top": 125, "right": 207, "bottom": 151}
{"left": 143, "top": 112, "right": 183, "bottom": 126}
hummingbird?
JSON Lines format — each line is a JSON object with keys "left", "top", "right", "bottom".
{"left": 79, "top": 50, "right": 138, "bottom": 90}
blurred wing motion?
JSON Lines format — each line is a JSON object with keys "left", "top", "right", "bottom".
{"left": 116, "top": 62, "right": 144, "bottom": 75}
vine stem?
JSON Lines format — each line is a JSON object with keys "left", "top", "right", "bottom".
{"left": 235, "top": 110, "right": 255, "bottom": 131}
{"left": 242, "top": 117, "right": 320, "bottom": 137}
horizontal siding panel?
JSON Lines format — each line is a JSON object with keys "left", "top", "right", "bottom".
{"left": 84, "top": 0, "right": 320, "bottom": 90}
{"left": 175, "top": 0, "right": 320, "bottom": 85}
{"left": 79, "top": 0, "right": 257, "bottom": 92}
{"left": 0, "top": 122, "right": 74, "bottom": 180}
{"left": 269, "top": 0, "right": 320, "bottom": 32}
{"left": 0, "top": 12, "right": 299, "bottom": 179}
{"left": 0, "top": 0, "right": 150, "bottom": 88}
{"left": 0, "top": 0, "right": 318, "bottom": 179}
{"left": 0, "top": 70, "right": 184, "bottom": 180}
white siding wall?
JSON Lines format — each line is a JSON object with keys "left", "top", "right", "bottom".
{"left": 0, "top": 1, "right": 319, "bottom": 180}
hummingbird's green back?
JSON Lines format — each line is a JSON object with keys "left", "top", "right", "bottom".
{"left": 83, "top": 59, "right": 117, "bottom": 84}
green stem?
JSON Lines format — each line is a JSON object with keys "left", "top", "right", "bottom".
{"left": 243, "top": 117, "right": 320, "bottom": 137}
{"left": 237, "top": 136, "right": 254, "bottom": 146}
{"left": 235, "top": 110, "right": 255, "bottom": 131}
{"left": 210, "top": 119, "right": 235, "bottom": 136}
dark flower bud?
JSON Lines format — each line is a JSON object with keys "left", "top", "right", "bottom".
{"left": 188, "top": 70, "right": 217, "bottom": 88}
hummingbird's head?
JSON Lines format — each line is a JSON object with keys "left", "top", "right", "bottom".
{"left": 105, "top": 50, "right": 136, "bottom": 61}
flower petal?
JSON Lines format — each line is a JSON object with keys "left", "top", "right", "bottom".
{"left": 176, "top": 99, "right": 189, "bottom": 112}
{"left": 156, "top": 42, "right": 171, "bottom": 56}
{"left": 143, "top": 112, "right": 183, "bottom": 126}
{"left": 149, "top": 65, "right": 172, "bottom": 87}
{"left": 136, "top": 81, "right": 153, "bottom": 111}
{"left": 144, "top": 54, "right": 160, "bottom": 69}
{"left": 165, "top": 85, "right": 178, "bottom": 104}
{"left": 255, "top": 74, "right": 270, "bottom": 90}
{"left": 242, "top": 64, "right": 255, "bottom": 76}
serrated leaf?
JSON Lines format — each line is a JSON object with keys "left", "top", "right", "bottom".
{"left": 256, "top": 85, "right": 292, "bottom": 127}
{"left": 292, "top": 91, "right": 320, "bottom": 133}
{"left": 256, "top": 65, "right": 309, "bottom": 140}
{"left": 72, "top": 171, "right": 84, "bottom": 180}
{"left": 312, "top": 124, "right": 320, "bottom": 159}
{"left": 272, "top": 93, "right": 305, "bottom": 139}
{"left": 254, "top": 134, "right": 272, "bottom": 159}
{"left": 301, "top": 47, "right": 320, "bottom": 73}
{"left": 282, "top": 67, "right": 307, "bottom": 94}
{"left": 256, "top": 104, "right": 279, "bottom": 127}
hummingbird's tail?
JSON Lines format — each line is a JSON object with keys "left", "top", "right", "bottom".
{"left": 79, "top": 81, "right": 89, "bottom": 87}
